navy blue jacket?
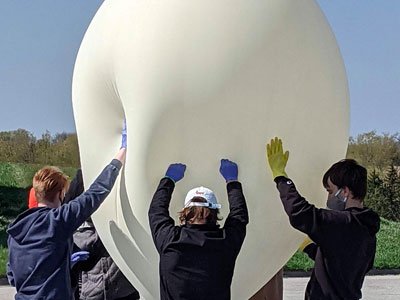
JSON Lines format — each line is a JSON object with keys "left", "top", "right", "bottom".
{"left": 149, "top": 178, "right": 248, "bottom": 300}
{"left": 275, "top": 176, "right": 380, "bottom": 300}
{"left": 7, "top": 160, "right": 122, "bottom": 300}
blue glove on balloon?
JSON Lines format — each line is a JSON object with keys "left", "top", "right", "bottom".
{"left": 121, "top": 119, "right": 127, "bottom": 149}
{"left": 165, "top": 163, "right": 186, "bottom": 183}
{"left": 219, "top": 159, "right": 238, "bottom": 182}
{"left": 70, "top": 251, "right": 90, "bottom": 268}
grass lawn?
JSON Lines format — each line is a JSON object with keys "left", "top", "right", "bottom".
{"left": 373, "top": 218, "right": 400, "bottom": 269}
{"left": 0, "top": 219, "right": 399, "bottom": 277}
{"left": 0, "top": 247, "right": 6, "bottom": 277}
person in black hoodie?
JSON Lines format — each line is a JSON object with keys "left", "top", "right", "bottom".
{"left": 7, "top": 126, "right": 127, "bottom": 300}
{"left": 148, "top": 159, "right": 248, "bottom": 300}
{"left": 266, "top": 137, "right": 380, "bottom": 300}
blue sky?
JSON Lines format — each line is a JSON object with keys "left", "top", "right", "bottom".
{"left": 0, "top": 1, "right": 399, "bottom": 138}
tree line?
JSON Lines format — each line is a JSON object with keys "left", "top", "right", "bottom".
{"left": 0, "top": 129, "right": 399, "bottom": 220}
{"left": 347, "top": 131, "right": 400, "bottom": 221}
{"left": 0, "top": 129, "right": 80, "bottom": 167}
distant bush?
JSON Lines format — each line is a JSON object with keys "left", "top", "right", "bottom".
{"left": 365, "top": 164, "right": 400, "bottom": 221}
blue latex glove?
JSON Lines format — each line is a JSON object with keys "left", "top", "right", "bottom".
{"left": 70, "top": 251, "right": 90, "bottom": 268}
{"left": 121, "top": 119, "right": 127, "bottom": 149}
{"left": 165, "top": 163, "right": 186, "bottom": 183}
{"left": 219, "top": 159, "right": 238, "bottom": 182}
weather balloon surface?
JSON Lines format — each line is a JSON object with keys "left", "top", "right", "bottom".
{"left": 72, "top": 1, "right": 349, "bottom": 299}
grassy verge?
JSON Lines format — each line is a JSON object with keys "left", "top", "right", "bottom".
{"left": 374, "top": 218, "right": 400, "bottom": 269}
{"left": 0, "top": 247, "right": 7, "bottom": 277}
{"left": 0, "top": 162, "right": 77, "bottom": 188}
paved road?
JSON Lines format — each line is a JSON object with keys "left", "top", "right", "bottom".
{"left": 283, "top": 275, "right": 400, "bottom": 300}
{"left": 1, "top": 275, "right": 399, "bottom": 299}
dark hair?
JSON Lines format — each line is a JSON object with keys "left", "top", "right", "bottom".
{"left": 64, "top": 169, "right": 84, "bottom": 203}
{"left": 179, "top": 197, "right": 222, "bottom": 225}
{"left": 322, "top": 159, "right": 367, "bottom": 200}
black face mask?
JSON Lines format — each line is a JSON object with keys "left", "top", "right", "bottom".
{"left": 326, "top": 188, "right": 346, "bottom": 211}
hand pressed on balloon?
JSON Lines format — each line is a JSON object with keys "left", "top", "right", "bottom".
{"left": 121, "top": 119, "right": 127, "bottom": 149}
{"left": 266, "top": 137, "right": 289, "bottom": 179}
{"left": 165, "top": 163, "right": 186, "bottom": 183}
{"left": 219, "top": 159, "right": 238, "bottom": 182}
{"left": 70, "top": 251, "right": 90, "bottom": 268}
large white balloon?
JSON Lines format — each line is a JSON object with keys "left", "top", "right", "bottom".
{"left": 72, "top": 0, "right": 349, "bottom": 299}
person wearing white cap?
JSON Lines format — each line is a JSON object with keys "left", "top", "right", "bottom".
{"left": 148, "top": 159, "right": 248, "bottom": 300}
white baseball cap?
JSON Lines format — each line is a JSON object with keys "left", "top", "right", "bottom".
{"left": 184, "top": 186, "right": 221, "bottom": 209}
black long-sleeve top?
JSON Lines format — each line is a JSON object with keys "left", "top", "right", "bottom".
{"left": 148, "top": 178, "right": 248, "bottom": 300}
{"left": 275, "top": 176, "right": 380, "bottom": 300}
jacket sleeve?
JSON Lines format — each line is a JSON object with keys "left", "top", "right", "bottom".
{"left": 148, "top": 177, "right": 177, "bottom": 253}
{"left": 274, "top": 176, "right": 351, "bottom": 246}
{"left": 303, "top": 243, "right": 318, "bottom": 260}
{"left": 223, "top": 181, "right": 249, "bottom": 254}
{"left": 55, "top": 159, "right": 122, "bottom": 236}
{"left": 6, "top": 262, "right": 15, "bottom": 287}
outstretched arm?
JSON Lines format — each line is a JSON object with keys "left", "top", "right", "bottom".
{"left": 220, "top": 159, "right": 249, "bottom": 253}
{"left": 266, "top": 137, "right": 350, "bottom": 246}
{"left": 148, "top": 163, "right": 186, "bottom": 253}
{"left": 58, "top": 122, "right": 127, "bottom": 235}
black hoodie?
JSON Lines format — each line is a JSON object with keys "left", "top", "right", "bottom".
{"left": 148, "top": 178, "right": 248, "bottom": 300}
{"left": 275, "top": 176, "right": 380, "bottom": 300}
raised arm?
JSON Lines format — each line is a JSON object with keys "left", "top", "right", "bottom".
{"left": 148, "top": 163, "right": 186, "bottom": 253}
{"left": 266, "top": 137, "right": 350, "bottom": 245}
{"left": 219, "top": 159, "right": 249, "bottom": 252}
{"left": 57, "top": 121, "right": 127, "bottom": 235}
{"left": 58, "top": 153, "right": 125, "bottom": 235}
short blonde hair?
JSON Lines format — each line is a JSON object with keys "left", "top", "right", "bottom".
{"left": 33, "top": 166, "right": 70, "bottom": 203}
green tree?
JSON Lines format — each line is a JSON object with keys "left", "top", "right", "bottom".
{"left": 365, "top": 169, "right": 385, "bottom": 216}
{"left": 35, "top": 131, "right": 52, "bottom": 165}
{"left": 51, "top": 133, "right": 80, "bottom": 167}
{"left": 62, "top": 134, "right": 80, "bottom": 167}
{"left": 0, "top": 129, "right": 36, "bottom": 163}
{"left": 347, "top": 131, "right": 400, "bottom": 173}
{"left": 366, "top": 165, "right": 400, "bottom": 221}
{"left": 381, "top": 163, "right": 400, "bottom": 221}
{"left": 0, "top": 132, "right": 14, "bottom": 162}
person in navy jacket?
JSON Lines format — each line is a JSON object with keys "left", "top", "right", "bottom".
{"left": 7, "top": 124, "right": 127, "bottom": 300}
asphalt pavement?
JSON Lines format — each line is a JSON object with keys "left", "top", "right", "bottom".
{"left": 283, "top": 275, "right": 400, "bottom": 300}
{"left": 1, "top": 275, "right": 399, "bottom": 299}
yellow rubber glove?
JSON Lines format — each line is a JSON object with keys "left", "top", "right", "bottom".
{"left": 266, "top": 137, "right": 289, "bottom": 179}
{"left": 299, "top": 236, "right": 314, "bottom": 251}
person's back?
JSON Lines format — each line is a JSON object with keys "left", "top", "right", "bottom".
{"left": 303, "top": 207, "right": 379, "bottom": 299}
{"left": 7, "top": 148, "right": 126, "bottom": 299}
{"left": 266, "top": 138, "right": 380, "bottom": 300}
{"left": 7, "top": 206, "right": 75, "bottom": 298}
{"left": 159, "top": 221, "right": 242, "bottom": 299}
{"left": 149, "top": 160, "right": 248, "bottom": 300}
